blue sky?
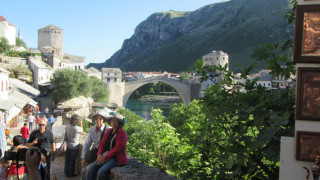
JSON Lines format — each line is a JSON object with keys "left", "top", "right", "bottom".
{"left": 1, "top": 0, "right": 222, "bottom": 65}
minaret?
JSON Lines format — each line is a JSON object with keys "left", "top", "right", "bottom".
{"left": 18, "top": 28, "right": 22, "bottom": 40}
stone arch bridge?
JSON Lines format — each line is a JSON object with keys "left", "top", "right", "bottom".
{"left": 106, "top": 77, "right": 201, "bottom": 107}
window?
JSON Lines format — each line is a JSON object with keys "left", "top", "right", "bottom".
{"left": 216, "top": 57, "right": 218, "bottom": 60}
{"left": 1, "top": 80, "right": 3, "bottom": 92}
{"left": 107, "top": 73, "right": 110, "bottom": 76}
{"left": 107, "top": 78, "right": 110, "bottom": 82}
{"left": 264, "top": 83, "right": 265, "bottom": 87}
{"left": 115, "top": 73, "right": 117, "bottom": 76}
{"left": 223, "top": 57, "right": 225, "bottom": 60}
{"left": 114, "top": 78, "right": 117, "bottom": 82}
{"left": 268, "top": 83, "right": 270, "bottom": 86}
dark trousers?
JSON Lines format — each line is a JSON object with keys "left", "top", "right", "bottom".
{"left": 64, "top": 148, "right": 79, "bottom": 177}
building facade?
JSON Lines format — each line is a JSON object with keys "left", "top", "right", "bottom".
{"left": 0, "top": 15, "right": 16, "bottom": 46}
{"left": 102, "top": 68, "right": 122, "bottom": 83}
{"left": 202, "top": 50, "right": 229, "bottom": 71}
{"left": 38, "top": 25, "right": 63, "bottom": 59}
{"left": 28, "top": 57, "right": 54, "bottom": 89}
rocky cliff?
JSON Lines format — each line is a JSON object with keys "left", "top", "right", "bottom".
{"left": 88, "top": 0, "right": 294, "bottom": 72}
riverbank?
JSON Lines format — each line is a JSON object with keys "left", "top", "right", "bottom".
{"left": 139, "top": 95, "right": 181, "bottom": 102}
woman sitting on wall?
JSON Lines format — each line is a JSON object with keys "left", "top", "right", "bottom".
{"left": 86, "top": 112, "right": 128, "bottom": 180}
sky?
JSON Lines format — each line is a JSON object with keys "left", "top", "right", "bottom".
{"left": 1, "top": 0, "right": 222, "bottom": 65}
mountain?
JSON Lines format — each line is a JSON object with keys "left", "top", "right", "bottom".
{"left": 88, "top": 0, "right": 294, "bottom": 72}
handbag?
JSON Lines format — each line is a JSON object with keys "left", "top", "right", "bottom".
{"left": 85, "top": 126, "right": 106, "bottom": 163}
{"left": 85, "top": 148, "right": 98, "bottom": 163}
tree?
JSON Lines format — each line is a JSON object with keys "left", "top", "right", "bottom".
{"left": 16, "top": 38, "right": 26, "bottom": 48}
{"left": 179, "top": 72, "right": 190, "bottom": 82}
{"left": 88, "top": 76, "right": 109, "bottom": 102}
{"left": 51, "top": 69, "right": 108, "bottom": 103}
{"left": 0, "top": 37, "right": 10, "bottom": 53}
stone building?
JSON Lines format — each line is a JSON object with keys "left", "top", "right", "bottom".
{"left": 102, "top": 68, "right": 122, "bottom": 83}
{"left": 38, "top": 25, "right": 63, "bottom": 59}
{"left": 28, "top": 56, "right": 54, "bottom": 90}
{"left": 0, "top": 15, "right": 16, "bottom": 46}
{"left": 81, "top": 67, "right": 101, "bottom": 80}
{"left": 202, "top": 50, "right": 229, "bottom": 71}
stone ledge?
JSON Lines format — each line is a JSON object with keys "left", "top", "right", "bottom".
{"left": 111, "top": 157, "right": 177, "bottom": 180}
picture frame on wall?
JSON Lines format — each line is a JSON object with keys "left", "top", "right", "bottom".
{"left": 293, "top": 5, "right": 320, "bottom": 63}
{"left": 296, "top": 131, "right": 320, "bottom": 161}
{"left": 296, "top": 68, "right": 320, "bottom": 120}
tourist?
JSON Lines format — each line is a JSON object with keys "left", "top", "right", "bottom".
{"left": 81, "top": 110, "right": 109, "bottom": 180}
{"left": 7, "top": 135, "right": 29, "bottom": 180}
{"left": 28, "top": 113, "right": 35, "bottom": 131}
{"left": 44, "top": 107, "right": 49, "bottom": 118}
{"left": 35, "top": 115, "right": 41, "bottom": 129}
{"left": 64, "top": 114, "right": 83, "bottom": 177}
{"left": 20, "top": 123, "right": 29, "bottom": 145}
{"left": 27, "top": 119, "right": 56, "bottom": 180}
{"left": 86, "top": 112, "right": 128, "bottom": 180}
{"left": 5, "top": 129, "right": 13, "bottom": 150}
{"left": 48, "top": 115, "right": 55, "bottom": 128}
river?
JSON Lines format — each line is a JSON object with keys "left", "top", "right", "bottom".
{"left": 125, "top": 96, "right": 182, "bottom": 120}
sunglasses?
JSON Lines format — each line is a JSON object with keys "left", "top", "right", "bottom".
{"left": 39, "top": 124, "right": 46, "bottom": 126}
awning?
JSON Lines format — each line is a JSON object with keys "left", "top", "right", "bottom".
{"left": 38, "top": 82, "right": 51, "bottom": 86}
{"left": 7, "top": 106, "right": 21, "bottom": 123}
{"left": 28, "top": 101, "right": 37, "bottom": 107}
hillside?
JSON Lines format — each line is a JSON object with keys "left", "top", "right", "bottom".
{"left": 88, "top": 0, "right": 294, "bottom": 72}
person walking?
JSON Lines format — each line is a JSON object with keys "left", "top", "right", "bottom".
{"left": 28, "top": 113, "right": 35, "bottom": 131}
{"left": 44, "top": 107, "right": 49, "bottom": 118}
{"left": 64, "top": 114, "right": 83, "bottom": 177}
{"left": 86, "top": 112, "right": 128, "bottom": 180}
{"left": 20, "top": 123, "right": 30, "bottom": 145}
{"left": 35, "top": 115, "right": 41, "bottom": 129}
{"left": 48, "top": 115, "right": 55, "bottom": 129}
{"left": 27, "top": 119, "right": 56, "bottom": 180}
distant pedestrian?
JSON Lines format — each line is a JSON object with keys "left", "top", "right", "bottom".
{"left": 64, "top": 114, "right": 83, "bottom": 177}
{"left": 5, "top": 129, "right": 13, "bottom": 150}
{"left": 20, "top": 123, "right": 29, "bottom": 145}
{"left": 28, "top": 113, "right": 35, "bottom": 131}
{"left": 45, "top": 107, "right": 49, "bottom": 118}
{"left": 35, "top": 115, "right": 41, "bottom": 129}
{"left": 49, "top": 115, "right": 55, "bottom": 128}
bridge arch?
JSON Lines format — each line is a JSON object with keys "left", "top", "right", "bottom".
{"left": 123, "top": 77, "right": 190, "bottom": 106}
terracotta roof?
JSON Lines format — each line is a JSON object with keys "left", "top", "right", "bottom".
{"left": 152, "top": 72, "right": 162, "bottom": 74}
{"left": 0, "top": 15, "right": 6, "bottom": 21}
{"left": 8, "top": 22, "right": 15, "bottom": 27}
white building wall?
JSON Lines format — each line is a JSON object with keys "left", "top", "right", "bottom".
{"left": 0, "top": 21, "right": 6, "bottom": 39}
{"left": 0, "top": 20, "right": 16, "bottom": 46}
{"left": 6, "top": 24, "right": 16, "bottom": 46}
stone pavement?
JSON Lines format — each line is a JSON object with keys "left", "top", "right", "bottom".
{"left": 9, "top": 117, "right": 82, "bottom": 180}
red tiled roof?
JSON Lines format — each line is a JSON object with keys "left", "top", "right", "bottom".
{"left": 0, "top": 15, "right": 6, "bottom": 21}
{"left": 152, "top": 72, "right": 162, "bottom": 74}
{"left": 8, "top": 22, "right": 15, "bottom": 27}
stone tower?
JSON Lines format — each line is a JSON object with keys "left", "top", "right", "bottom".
{"left": 202, "top": 50, "right": 229, "bottom": 71}
{"left": 38, "top": 25, "right": 63, "bottom": 59}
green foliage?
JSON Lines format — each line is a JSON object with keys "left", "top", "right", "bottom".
{"left": 82, "top": 118, "right": 90, "bottom": 133}
{"left": 16, "top": 38, "right": 26, "bottom": 48}
{"left": 179, "top": 72, "right": 189, "bottom": 82}
{"left": 0, "top": 37, "right": 10, "bottom": 53}
{"left": 88, "top": 76, "right": 109, "bottom": 102}
{"left": 51, "top": 69, "right": 108, "bottom": 103}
